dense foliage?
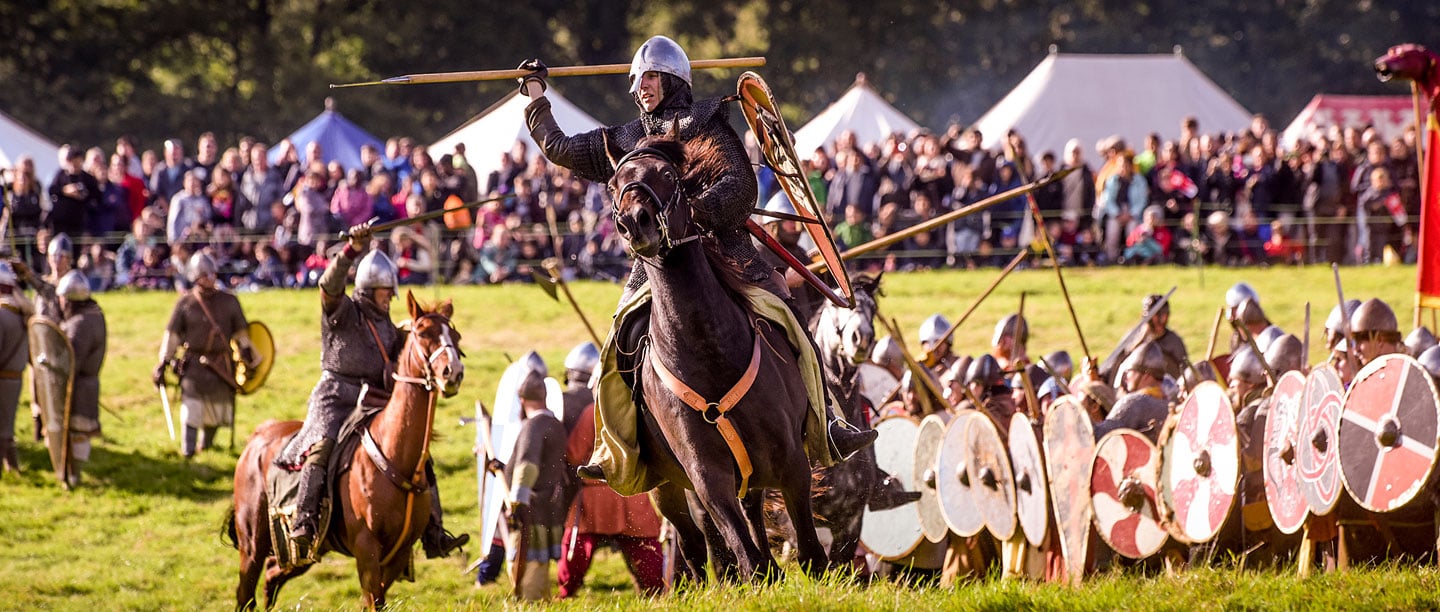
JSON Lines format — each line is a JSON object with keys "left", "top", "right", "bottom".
{"left": 2, "top": 1, "right": 1436, "bottom": 149}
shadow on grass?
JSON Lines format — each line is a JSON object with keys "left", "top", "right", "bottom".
{"left": 13, "top": 441, "right": 235, "bottom": 502}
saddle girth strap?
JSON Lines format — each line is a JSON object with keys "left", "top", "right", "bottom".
{"left": 648, "top": 334, "right": 762, "bottom": 497}
{"left": 360, "top": 427, "right": 430, "bottom": 494}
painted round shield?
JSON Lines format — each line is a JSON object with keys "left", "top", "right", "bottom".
{"left": 936, "top": 411, "right": 985, "bottom": 537}
{"left": 913, "top": 413, "right": 951, "bottom": 543}
{"left": 1263, "top": 371, "right": 1309, "bottom": 534}
{"left": 233, "top": 320, "right": 275, "bottom": 395}
{"left": 1091, "top": 429, "right": 1168, "bottom": 559}
{"left": 860, "top": 417, "right": 925, "bottom": 559}
{"left": 966, "top": 414, "right": 1017, "bottom": 541}
{"left": 1158, "top": 381, "right": 1238, "bottom": 544}
{"left": 857, "top": 363, "right": 900, "bottom": 412}
{"left": 1044, "top": 397, "right": 1095, "bottom": 585}
{"left": 1339, "top": 354, "right": 1440, "bottom": 513}
{"left": 1298, "top": 364, "right": 1344, "bottom": 515}
{"left": 1009, "top": 413, "right": 1049, "bottom": 547}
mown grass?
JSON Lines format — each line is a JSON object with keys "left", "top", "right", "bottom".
{"left": 0, "top": 263, "right": 1430, "bottom": 610}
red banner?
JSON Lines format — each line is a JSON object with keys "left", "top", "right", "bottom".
{"left": 1420, "top": 112, "right": 1440, "bottom": 309}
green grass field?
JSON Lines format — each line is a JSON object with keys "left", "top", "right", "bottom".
{"left": 0, "top": 263, "right": 1434, "bottom": 610}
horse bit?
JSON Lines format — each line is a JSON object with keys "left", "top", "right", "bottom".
{"left": 390, "top": 316, "right": 459, "bottom": 391}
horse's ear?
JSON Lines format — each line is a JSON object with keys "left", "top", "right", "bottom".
{"left": 406, "top": 290, "right": 421, "bottom": 319}
{"left": 667, "top": 118, "right": 680, "bottom": 140}
{"left": 603, "top": 131, "right": 620, "bottom": 172}
{"left": 437, "top": 299, "right": 454, "bottom": 318}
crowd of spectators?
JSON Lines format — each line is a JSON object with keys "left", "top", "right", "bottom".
{"left": 0, "top": 112, "right": 1420, "bottom": 294}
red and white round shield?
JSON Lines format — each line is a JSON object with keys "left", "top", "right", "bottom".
{"left": 1298, "top": 365, "right": 1344, "bottom": 515}
{"left": 1339, "top": 354, "right": 1440, "bottom": 513}
{"left": 1091, "top": 429, "right": 1168, "bottom": 559}
{"left": 1263, "top": 371, "right": 1309, "bottom": 534}
{"left": 1159, "top": 381, "right": 1238, "bottom": 544}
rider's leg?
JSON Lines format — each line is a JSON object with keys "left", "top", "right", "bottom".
{"left": 421, "top": 459, "right": 470, "bottom": 558}
{"left": 289, "top": 438, "right": 334, "bottom": 546}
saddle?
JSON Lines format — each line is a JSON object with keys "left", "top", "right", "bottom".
{"left": 265, "top": 386, "right": 398, "bottom": 570}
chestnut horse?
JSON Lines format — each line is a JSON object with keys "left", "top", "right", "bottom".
{"left": 225, "top": 292, "right": 464, "bottom": 610}
{"left": 608, "top": 134, "right": 827, "bottom": 581}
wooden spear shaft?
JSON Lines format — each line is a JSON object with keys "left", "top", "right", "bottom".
{"left": 807, "top": 167, "right": 1076, "bottom": 273}
{"left": 331, "top": 57, "right": 767, "bottom": 88}
{"left": 920, "top": 249, "right": 1030, "bottom": 366}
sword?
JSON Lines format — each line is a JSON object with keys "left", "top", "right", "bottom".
{"left": 156, "top": 383, "right": 175, "bottom": 441}
{"left": 330, "top": 57, "right": 767, "bottom": 89}
{"left": 1332, "top": 264, "right": 1361, "bottom": 369}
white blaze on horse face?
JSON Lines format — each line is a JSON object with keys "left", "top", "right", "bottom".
{"left": 435, "top": 321, "right": 464, "bottom": 396}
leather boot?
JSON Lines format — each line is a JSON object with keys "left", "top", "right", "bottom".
{"left": 421, "top": 472, "right": 469, "bottom": 558}
{"left": 289, "top": 442, "right": 332, "bottom": 547}
{"left": 828, "top": 417, "right": 877, "bottom": 460}
{"left": 182, "top": 426, "right": 199, "bottom": 459}
{"left": 576, "top": 463, "right": 606, "bottom": 481}
{"left": 0, "top": 437, "right": 18, "bottom": 474}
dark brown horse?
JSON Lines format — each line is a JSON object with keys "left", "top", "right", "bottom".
{"left": 225, "top": 293, "right": 464, "bottom": 610}
{"left": 608, "top": 134, "right": 827, "bottom": 581}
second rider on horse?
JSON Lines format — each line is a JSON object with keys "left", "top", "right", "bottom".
{"left": 278, "top": 223, "right": 467, "bottom": 557}
{"left": 519, "top": 35, "right": 874, "bottom": 485}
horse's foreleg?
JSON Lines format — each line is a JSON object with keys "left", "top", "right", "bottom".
{"left": 652, "top": 484, "right": 708, "bottom": 586}
{"left": 689, "top": 476, "right": 769, "bottom": 581}
{"left": 780, "top": 462, "right": 829, "bottom": 578}
{"left": 827, "top": 514, "right": 864, "bottom": 572}
{"left": 742, "top": 490, "right": 782, "bottom": 582}
{"left": 691, "top": 496, "right": 740, "bottom": 583}
{"left": 262, "top": 563, "right": 309, "bottom": 610}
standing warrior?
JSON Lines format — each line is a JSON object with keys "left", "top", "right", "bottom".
{"left": 1140, "top": 294, "right": 1189, "bottom": 379}
{"left": 0, "top": 262, "right": 29, "bottom": 473}
{"left": 153, "top": 253, "right": 259, "bottom": 458}
{"left": 519, "top": 35, "right": 873, "bottom": 482}
{"left": 56, "top": 270, "right": 105, "bottom": 487}
{"left": 500, "top": 370, "right": 570, "bottom": 601}
{"left": 276, "top": 222, "right": 467, "bottom": 556}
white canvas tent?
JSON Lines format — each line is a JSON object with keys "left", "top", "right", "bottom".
{"left": 794, "top": 74, "right": 922, "bottom": 155}
{"left": 430, "top": 89, "right": 603, "bottom": 192}
{"left": 972, "top": 51, "right": 1253, "bottom": 159}
{"left": 0, "top": 108, "right": 60, "bottom": 184}
{"left": 1281, "top": 94, "right": 1413, "bottom": 148}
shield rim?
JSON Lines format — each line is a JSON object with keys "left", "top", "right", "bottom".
{"left": 1043, "top": 396, "right": 1095, "bottom": 585}
{"left": 1090, "top": 428, "right": 1168, "bottom": 559}
{"left": 860, "top": 415, "right": 925, "bottom": 560}
{"left": 1337, "top": 354, "right": 1440, "bottom": 513}
{"left": 1156, "top": 380, "right": 1238, "bottom": 545}
{"left": 736, "top": 71, "right": 854, "bottom": 306}
{"left": 234, "top": 320, "right": 275, "bottom": 395}
{"left": 966, "top": 412, "right": 1018, "bottom": 541}
{"left": 1263, "top": 371, "right": 1310, "bottom": 534}
{"left": 1009, "top": 412, "right": 1050, "bottom": 547}
{"left": 914, "top": 413, "right": 951, "bottom": 542}
{"left": 936, "top": 410, "right": 985, "bottom": 537}
{"left": 1299, "top": 364, "right": 1345, "bottom": 515}
{"left": 30, "top": 318, "right": 75, "bottom": 484}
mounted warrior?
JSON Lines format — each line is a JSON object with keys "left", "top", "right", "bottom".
{"left": 276, "top": 222, "right": 467, "bottom": 557}
{"left": 518, "top": 35, "right": 873, "bottom": 486}
{"left": 154, "top": 252, "right": 260, "bottom": 458}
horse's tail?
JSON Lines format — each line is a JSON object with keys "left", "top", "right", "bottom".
{"left": 220, "top": 503, "right": 239, "bottom": 550}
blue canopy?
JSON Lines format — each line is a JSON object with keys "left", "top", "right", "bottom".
{"left": 269, "top": 109, "right": 384, "bottom": 171}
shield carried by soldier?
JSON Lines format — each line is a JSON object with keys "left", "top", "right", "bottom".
{"left": 1044, "top": 397, "right": 1095, "bottom": 585}
{"left": 966, "top": 413, "right": 1017, "bottom": 541}
{"left": 1091, "top": 429, "right": 1167, "bottom": 559}
{"left": 936, "top": 410, "right": 985, "bottom": 538}
{"left": 1158, "top": 381, "right": 1238, "bottom": 544}
{"left": 1009, "top": 413, "right": 1050, "bottom": 548}
{"left": 913, "top": 413, "right": 951, "bottom": 543}
{"left": 1263, "top": 371, "right": 1309, "bottom": 534}
{"left": 232, "top": 321, "right": 275, "bottom": 395}
{"left": 1338, "top": 354, "right": 1440, "bottom": 513}
{"left": 1299, "top": 364, "right": 1345, "bottom": 515}
{"left": 29, "top": 318, "right": 75, "bottom": 485}
{"left": 737, "top": 71, "right": 854, "bottom": 307}
{"left": 857, "top": 363, "right": 899, "bottom": 411}
{"left": 860, "top": 416, "right": 925, "bottom": 560}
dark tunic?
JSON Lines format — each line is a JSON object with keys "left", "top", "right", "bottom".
{"left": 561, "top": 384, "right": 592, "bottom": 436}
{"left": 61, "top": 300, "right": 105, "bottom": 434}
{"left": 166, "top": 288, "right": 248, "bottom": 427}
{"left": 526, "top": 95, "right": 765, "bottom": 293}
{"left": 506, "top": 410, "right": 570, "bottom": 563}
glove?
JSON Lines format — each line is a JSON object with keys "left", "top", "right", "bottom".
{"left": 152, "top": 362, "right": 168, "bottom": 387}
{"left": 486, "top": 458, "right": 505, "bottom": 473}
{"left": 516, "top": 59, "right": 548, "bottom": 96}
{"left": 346, "top": 221, "right": 374, "bottom": 253}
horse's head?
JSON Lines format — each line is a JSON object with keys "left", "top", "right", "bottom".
{"left": 402, "top": 291, "right": 465, "bottom": 397}
{"left": 607, "top": 135, "right": 694, "bottom": 259}
{"left": 819, "top": 272, "right": 883, "bottom": 366}
{"left": 1375, "top": 44, "right": 1440, "bottom": 99}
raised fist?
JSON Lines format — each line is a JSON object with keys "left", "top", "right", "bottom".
{"left": 517, "top": 59, "right": 549, "bottom": 97}
{"left": 346, "top": 221, "right": 374, "bottom": 252}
